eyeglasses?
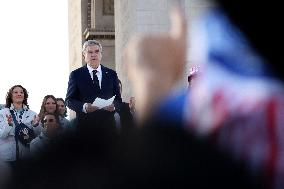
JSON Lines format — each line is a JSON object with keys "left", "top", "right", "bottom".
{"left": 42, "top": 118, "right": 55, "bottom": 124}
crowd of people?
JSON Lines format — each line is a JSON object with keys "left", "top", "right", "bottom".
{"left": 0, "top": 85, "right": 136, "bottom": 161}
{"left": 0, "top": 36, "right": 138, "bottom": 189}
{"left": 1, "top": 0, "right": 284, "bottom": 189}
{"left": 0, "top": 35, "right": 138, "bottom": 175}
{"left": 0, "top": 86, "right": 72, "bottom": 162}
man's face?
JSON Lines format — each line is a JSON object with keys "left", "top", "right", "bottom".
{"left": 42, "top": 114, "right": 59, "bottom": 137}
{"left": 83, "top": 45, "right": 102, "bottom": 69}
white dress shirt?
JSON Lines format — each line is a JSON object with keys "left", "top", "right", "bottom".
{"left": 83, "top": 64, "right": 103, "bottom": 113}
{"left": 87, "top": 64, "right": 102, "bottom": 89}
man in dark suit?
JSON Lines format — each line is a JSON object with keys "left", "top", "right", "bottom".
{"left": 65, "top": 40, "right": 122, "bottom": 133}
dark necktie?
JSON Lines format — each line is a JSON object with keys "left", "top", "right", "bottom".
{"left": 92, "top": 70, "right": 100, "bottom": 89}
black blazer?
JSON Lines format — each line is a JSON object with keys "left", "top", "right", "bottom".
{"left": 65, "top": 64, "right": 122, "bottom": 115}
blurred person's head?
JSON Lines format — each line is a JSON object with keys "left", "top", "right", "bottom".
{"left": 124, "top": 7, "right": 187, "bottom": 122}
{"left": 82, "top": 40, "right": 103, "bottom": 69}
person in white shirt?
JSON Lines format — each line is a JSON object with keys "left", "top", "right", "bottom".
{"left": 0, "top": 85, "right": 38, "bottom": 163}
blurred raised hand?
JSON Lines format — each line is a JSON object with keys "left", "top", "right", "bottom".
{"left": 124, "top": 6, "right": 187, "bottom": 122}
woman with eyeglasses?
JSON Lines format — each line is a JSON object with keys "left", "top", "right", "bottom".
{"left": 56, "top": 98, "right": 71, "bottom": 131}
{"left": 30, "top": 112, "right": 60, "bottom": 157}
{"left": 0, "top": 85, "right": 38, "bottom": 164}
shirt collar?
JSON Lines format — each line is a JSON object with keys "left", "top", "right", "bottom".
{"left": 87, "top": 64, "right": 101, "bottom": 74}
{"left": 9, "top": 104, "right": 28, "bottom": 111}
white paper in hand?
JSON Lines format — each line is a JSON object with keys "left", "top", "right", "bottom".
{"left": 92, "top": 96, "right": 115, "bottom": 109}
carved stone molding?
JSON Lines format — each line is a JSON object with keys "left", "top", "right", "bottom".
{"left": 83, "top": 28, "right": 115, "bottom": 40}
{"left": 103, "top": 0, "right": 114, "bottom": 15}
{"left": 87, "top": 0, "right": 92, "bottom": 28}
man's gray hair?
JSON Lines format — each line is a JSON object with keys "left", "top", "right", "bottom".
{"left": 82, "top": 40, "right": 103, "bottom": 52}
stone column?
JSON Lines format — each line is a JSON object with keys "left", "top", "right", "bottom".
{"left": 68, "top": 0, "right": 85, "bottom": 118}
{"left": 68, "top": 0, "right": 85, "bottom": 72}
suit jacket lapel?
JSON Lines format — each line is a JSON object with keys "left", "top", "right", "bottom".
{"left": 101, "top": 65, "right": 110, "bottom": 92}
{"left": 83, "top": 65, "right": 94, "bottom": 86}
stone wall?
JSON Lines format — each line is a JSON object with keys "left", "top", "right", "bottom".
{"left": 68, "top": 0, "right": 85, "bottom": 118}
{"left": 100, "top": 39, "right": 115, "bottom": 70}
{"left": 94, "top": 0, "right": 114, "bottom": 30}
{"left": 115, "top": 0, "right": 136, "bottom": 102}
{"left": 68, "top": 0, "right": 84, "bottom": 72}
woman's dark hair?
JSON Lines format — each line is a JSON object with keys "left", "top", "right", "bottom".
{"left": 5, "top": 85, "right": 29, "bottom": 109}
{"left": 56, "top": 98, "right": 67, "bottom": 117}
{"left": 38, "top": 95, "right": 59, "bottom": 120}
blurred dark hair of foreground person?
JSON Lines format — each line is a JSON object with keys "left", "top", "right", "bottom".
{"left": 3, "top": 118, "right": 264, "bottom": 189}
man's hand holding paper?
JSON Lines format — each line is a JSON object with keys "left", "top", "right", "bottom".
{"left": 92, "top": 96, "right": 116, "bottom": 110}
{"left": 85, "top": 103, "right": 99, "bottom": 113}
{"left": 103, "top": 104, "right": 115, "bottom": 112}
